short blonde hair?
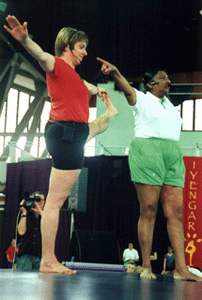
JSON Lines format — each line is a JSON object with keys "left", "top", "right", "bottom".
{"left": 54, "top": 27, "right": 88, "bottom": 57}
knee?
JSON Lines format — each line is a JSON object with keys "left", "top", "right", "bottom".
{"left": 161, "top": 186, "right": 183, "bottom": 221}
{"left": 140, "top": 203, "right": 158, "bottom": 220}
{"left": 163, "top": 204, "right": 183, "bottom": 221}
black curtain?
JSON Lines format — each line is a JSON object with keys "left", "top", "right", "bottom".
{"left": 0, "top": 156, "right": 169, "bottom": 273}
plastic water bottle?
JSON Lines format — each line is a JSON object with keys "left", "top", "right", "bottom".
{"left": 70, "top": 256, "right": 75, "bottom": 262}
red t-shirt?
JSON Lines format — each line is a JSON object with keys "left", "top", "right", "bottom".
{"left": 6, "top": 246, "right": 15, "bottom": 261}
{"left": 46, "top": 57, "right": 91, "bottom": 123}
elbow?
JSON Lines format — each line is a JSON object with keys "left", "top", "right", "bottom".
{"left": 38, "top": 53, "right": 54, "bottom": 73}
{"left": 38, "top": 52, "right": 48, "bottom": 64}
{"left": 18, "top": 231, "right": 25, "bottom": 236}
{"left": 125, "top": 94, "right": 136, "bottom": 106}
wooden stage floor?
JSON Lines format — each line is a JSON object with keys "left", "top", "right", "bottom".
{"left": 1, "top": 269, "right": 202, "bottom": 300}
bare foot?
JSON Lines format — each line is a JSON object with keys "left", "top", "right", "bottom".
{"left": 140, "top": 268, "right": 156, "bottom": 279}
{"left": 102, "top": 95, "right": 119, "bottom": 119}
{"left": 40, "top": 261, "right": 77, "bottom": 274}
{"left": 174, "top": 269, "right": 202, "bottom": 281}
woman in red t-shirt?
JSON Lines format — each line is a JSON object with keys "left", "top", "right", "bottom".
{"left": 5, "top": 15, "right": 118, "bottom": 274}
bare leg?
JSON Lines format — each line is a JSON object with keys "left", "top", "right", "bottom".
{"left": 86, "top": 94, "right": 118, "bottom": 143}
{"left": 135, "top": 183, "right": 161, "bottom": 279}
{"left": 40, "top": 167, "right": 81, "bottom": 274}
{"left": 161, "top": 185, "right": 202, "bottom": 281}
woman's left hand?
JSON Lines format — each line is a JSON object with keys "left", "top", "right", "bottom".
{"left": 97, "top": 87, "right": 110, "bottom": 99}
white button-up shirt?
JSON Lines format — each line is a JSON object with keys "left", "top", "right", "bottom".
{"left": 123, "top": 248, "right": 139, "bottom": 262}
{"left": 131, "top": 89, "right": 182, "bottom": 142}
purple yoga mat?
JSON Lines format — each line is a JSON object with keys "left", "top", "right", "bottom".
{"left": 65, "top": 262, "right": 127, "bottom": 272}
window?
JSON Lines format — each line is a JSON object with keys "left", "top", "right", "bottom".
{"left": 0, "top": 87, "right": 97, "bottom": 160}
{"left": 6, "top": 89, "right": 18, "bottom": 132}
{"left": 176, "top": 99, "right": 202, "bottom": 131}
{"left": 195, "top": 100, "right": 202, "bottom": 131}
{"left": 18, "top": 92, "right": 29, "bottom": 129}
{"left": 182, "top": 100, "right": 194, "bottom": 130}
{"left": 85, "top": 107, "right": 97, "bottom": 157}
{"left": 1, "top": 86, "right": 201, "bottom": 162}
{"left": 0, "top": 88, "right": 50, "bottom": 161}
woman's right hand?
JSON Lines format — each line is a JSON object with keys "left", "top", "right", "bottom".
{"left": 4, "top": 15, "right": 28, "bottom": 43}
{"left": 96, "top": 57, "right": 116, "bottom": 75}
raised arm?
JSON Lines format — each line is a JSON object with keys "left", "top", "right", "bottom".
{"left": 18, "top": 200, "right": 27, "bottom": 236}
{"left": 150, "top": 251, "right": 158, "bottom": 261}
{"left": 86, "top": 94, "right": 118, "bottom": 143}
{"left": 96, "top": 57, "right": 137, "bottom": 106}
{"left": 4, "top": 15, "right": 55, "bottom": 73}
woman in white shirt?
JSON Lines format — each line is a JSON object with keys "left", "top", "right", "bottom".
{"left": 96, "top": 57, "right": 202, "bottom": 282}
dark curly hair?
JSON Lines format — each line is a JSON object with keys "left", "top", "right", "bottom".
{"left": 143, "top": 68, "right": 168, "bottom": 93}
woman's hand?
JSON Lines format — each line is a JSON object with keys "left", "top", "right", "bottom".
{"left": 4, "top": 15, "right": 28, "bottom": 43}
{"left": 97, "top": 57, "right": 137, "bottom": 106}
{"left": 97, "top": 87, "right": 110, "bottom": 99}
{"left": 96, "top": 57, "right": 116, "bottom": 75}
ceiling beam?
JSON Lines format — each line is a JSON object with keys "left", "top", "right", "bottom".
{"left": 0, "top": 53, "right": 19, "bottom": 116}
{"left": 24, "top": 85, "right": 46, "bottom": 153}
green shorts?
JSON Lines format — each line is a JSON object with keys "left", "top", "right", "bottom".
{"left": 128, "top": 138, "right": 185, "bottom": 187}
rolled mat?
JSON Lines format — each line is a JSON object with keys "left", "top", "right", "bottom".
{"left": 65, "top": 262, "right": 127, "bottom": 272}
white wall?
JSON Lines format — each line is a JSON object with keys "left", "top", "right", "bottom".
{"left": 179, "top": 132, "right": 202, "bottom": 157}
{"left": 96, "top": 83, "right": 202, "bottom": 157}
{"left": 95, "top": 82, "right": 134, "bottom": 155}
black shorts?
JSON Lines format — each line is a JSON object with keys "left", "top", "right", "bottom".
{"left": 45, "top": 121, "right": 89, "bottom": 170}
